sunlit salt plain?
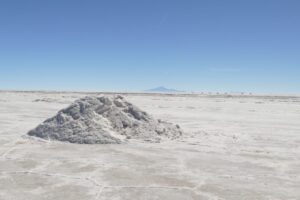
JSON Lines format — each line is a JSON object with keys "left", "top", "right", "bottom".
{"left": 0, "top": 91, "right": 299, "bottom": 200}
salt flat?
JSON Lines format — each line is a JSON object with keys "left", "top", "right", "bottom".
{"left": 0, "top": 91, "right": 299, "bottom": 200}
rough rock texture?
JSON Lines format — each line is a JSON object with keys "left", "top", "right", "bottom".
{"left": 28, "top": 95, "right": 182, "bottom": 144}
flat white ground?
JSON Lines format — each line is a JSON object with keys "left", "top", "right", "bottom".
{"left": 0, "top": 91, "right": 299, "bottom": 200}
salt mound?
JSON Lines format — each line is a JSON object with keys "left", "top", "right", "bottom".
{"left": 28, "top": 95, "right": 182, "bottom": 144}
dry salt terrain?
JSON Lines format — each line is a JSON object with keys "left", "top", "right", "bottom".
{"left": 0, "top": 91, "right": 300, "bottom": 200}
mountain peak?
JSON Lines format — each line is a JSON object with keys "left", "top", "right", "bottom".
{"left": 145, "top": 86, "right": 184, "bottom": 93}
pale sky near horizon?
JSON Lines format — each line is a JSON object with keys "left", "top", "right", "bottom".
{"left": 0, "top": 0, "right": 300, "bottom": 93}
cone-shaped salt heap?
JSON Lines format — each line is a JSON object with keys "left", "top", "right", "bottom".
{"left": 28, "top": 95, "right": 182, "bottom": 144}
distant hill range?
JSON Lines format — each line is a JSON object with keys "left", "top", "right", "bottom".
{"left": 145, "top": 86, "right": 185, "bottom": 93}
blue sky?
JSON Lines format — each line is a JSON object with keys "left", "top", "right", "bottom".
{"left": 0, "top": 0, "right": 299, "bottom": 93}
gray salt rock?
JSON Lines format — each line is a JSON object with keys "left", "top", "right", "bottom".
{"left": 28, "top": 95, "right": 182, "bottom": 144}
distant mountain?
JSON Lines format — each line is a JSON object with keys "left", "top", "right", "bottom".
{"left": 145, "top": 86, "right": 184, "bottom": 93}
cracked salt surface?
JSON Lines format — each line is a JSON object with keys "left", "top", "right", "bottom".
{"left": 0, "top": 91, "right": 300, "bottom": 200}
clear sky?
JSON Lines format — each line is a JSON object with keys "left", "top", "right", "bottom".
{"left": 0, "top": 0, "right": 299, "bottom": 93}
